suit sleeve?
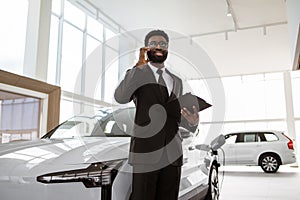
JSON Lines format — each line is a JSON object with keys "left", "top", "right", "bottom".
{"left": 178, "top": 79, "right": 198, "bottom": 133}
{"left": 180, "top": 117, "right": 198, "bottom": 133}
{"left": 114, "top": 67, "right": 141, "bottom": 104}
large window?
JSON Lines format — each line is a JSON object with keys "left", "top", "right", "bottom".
{"left": 0, "top": 0, "right": 28, "bottom": 74}
{"left": 47, "top": 0, "right": 120, "bottom": 120}
{"left": 190, "top": 72, "right": 288, "bottom": 143}
{"left": 1, "top": 97, "right": 40, "bottom": 143}
{"left": 223, "top": 73, "right": 285, "bottom": 121}
{"left": 189, "top": 73, "right": 286, "bottom": 124}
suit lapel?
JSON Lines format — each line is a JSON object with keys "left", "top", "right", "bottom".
{"left": 165, "top": 69, "right": 180, "bottom": 102}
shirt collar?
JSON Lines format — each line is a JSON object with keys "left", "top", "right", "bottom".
{"left": 148, "top": 62, "right": 166, "bottom": 73}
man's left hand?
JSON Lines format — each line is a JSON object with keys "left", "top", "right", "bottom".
{"left": 181, "top": 106, "right": 199, "bottom": 126}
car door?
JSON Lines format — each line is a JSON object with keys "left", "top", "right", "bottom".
{"left": 256, "top": 132, "right": 280, "bottom": 157}
{"left": 234, "top": 133, "right": 258, "bottom": 165}
{"left": 221, "top": 133, "right": 238, "bottom": 165}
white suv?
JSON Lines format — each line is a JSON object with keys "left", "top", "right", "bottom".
{"left": 219, "top": 131, "right": 296, "bottom": 173}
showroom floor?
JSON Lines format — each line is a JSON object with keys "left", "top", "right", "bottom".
{"left": 218, "top": 165, "right": 300, "bottom": 200}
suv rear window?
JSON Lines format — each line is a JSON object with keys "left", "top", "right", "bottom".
{"left": 257, "top": 132, "right": 279, "bottom": 142}
{"left": 263, "top": 133, "right": 278, "bottom": 141}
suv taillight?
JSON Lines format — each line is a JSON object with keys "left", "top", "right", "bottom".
{"left": 282, "top": 133, "right": 294, "bottom": 150}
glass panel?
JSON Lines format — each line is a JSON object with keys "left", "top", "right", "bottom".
{"left": 265, "top": 79, "right": 286, "bottom": 118}
{"left": 0, "top": 0, "right": 28, "bottom": 74}
{"left": 242, "top": 80, "right": 266, "bottom": 119}
{"left": 244, "top": 133, "right": 256, "bottom": 142}
{"left": 47, "top": 15, "right": 59, "bottom": 85}
{"left": 85, "top": 36, "right": 102, "bottom": 100}
{"left": 64, "top": 1, "right": 85, "bottom": 29}
{"left": 291, "top": 70, "right": 300, "bottom": 78}
{"left": 1, "top": 97, "right": 40, "bottom": 143}
{"left": 195, "top": 123, "right": 225, "bottom": 145}
{"left": 266, "top": 121, "right": 286, "bottom": 131}
{"left": 59, "top": 99, "right": 81, "bottom": 123}
{"left": 81, "top": 102, "right": 101, "bottom": 114}
{"left": 187, "top": 80, "right": 211, "bottom": 101}
{"left": 22, "top": 98, "right": 39, "bottom": 129}
{"left": 60, "top": 22, "right": 83, "bottom": 93}
{"left": 242, "top": 74, "right": 264, "bottom": 82}
{"left": 225, "top": 134, "right": 237, "bottom": 144}
{"left": 265, "top": 72, "right": 283, "bottom": 80}
{"left": 87, "top": 16, "right": 103, "bottom": 41}
{"left": 244, "top": 122, "right": 267, "bottom": 130}
{"left": 221, "top": 74, "right": 285, "bottom": 121}
{"left": 105, "top": 28, "right": 117, "bottom": 41}
{"left": 104, "top": 47, "right": 119, "bottom": 103}
{"left": 86, "top": 35, "right": 101, "bottom": 58}
{"left": 51, "top": 0, "right": 61, "bottom": 16}
{"left": 222, "top": 123, "right": 245, "bottom": 133}
{"left": 222, "top": 76, "right": 244, "bottom": 120}
{"left": 188, "top": 80, "right": 213, "bottom": 123}
{"left": 106, "top": 30, "right": 119, "bottom": 50}
{"left": 264, "top": 133, "right": 278, "bottom": 141}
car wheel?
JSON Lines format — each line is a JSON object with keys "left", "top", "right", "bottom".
{"left": 260, "top": 154, "right": 280, "bottom": 173}
{"left": 205, "top": 164, "right": 219, "bottom": 200}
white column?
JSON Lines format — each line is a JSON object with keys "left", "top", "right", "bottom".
{"left": 23, "top": 0, "right": 52, "bottom": 81}
{"left": 283, "top": 71, "right": 298, "bottom": 161}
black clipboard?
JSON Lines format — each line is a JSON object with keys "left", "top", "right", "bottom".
{"left": 177, "top": 93, "right": 212, "bottom": 112}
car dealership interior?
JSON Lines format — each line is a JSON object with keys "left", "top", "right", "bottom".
{"left": 0, "top": 0, "right": 300, "bottom": 199}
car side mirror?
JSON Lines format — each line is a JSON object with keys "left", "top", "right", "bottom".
{"left": 195, "top": 134, "right": 226, "bottom": 151}
{"left": 210, "top": 134, "right": 226, "bottom": 150}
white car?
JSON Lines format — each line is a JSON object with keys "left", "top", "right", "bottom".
{"left": 0, "top": 107, "right": 223, "bottom": 200}
{"left": 219, "top": 131, "right": 296, "bottom": 173}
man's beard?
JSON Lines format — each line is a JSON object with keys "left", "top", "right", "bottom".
{"left": 147, "top": 49, "right": 168, "bottom": 63}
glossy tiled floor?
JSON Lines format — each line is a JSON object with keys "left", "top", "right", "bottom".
{"left": 218, "top": 165, "right": 300, "bottom": 200}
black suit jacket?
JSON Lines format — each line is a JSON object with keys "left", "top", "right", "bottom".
{"left": 114, "top": 64, "right": 197, "bottom": 166}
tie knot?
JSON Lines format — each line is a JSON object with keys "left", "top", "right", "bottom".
{"left": 156, "top": 69, "right": 163, "bottom": 75}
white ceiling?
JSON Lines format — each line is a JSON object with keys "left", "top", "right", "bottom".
{"left": 88, "top": 0, "right": 291, "bottom": 78}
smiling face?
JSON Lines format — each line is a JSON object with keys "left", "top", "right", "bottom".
{"left": 146, "top": 35, "right": 168, "bottom": 64}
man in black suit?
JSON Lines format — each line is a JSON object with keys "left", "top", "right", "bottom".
{"left": 114, "top": 30, "right": 199, "bottom": 200}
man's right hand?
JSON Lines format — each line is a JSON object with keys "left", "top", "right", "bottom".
{"left": 135, "top": 47, "right": 150, "bottom": 68}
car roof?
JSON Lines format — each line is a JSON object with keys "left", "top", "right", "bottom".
{"left": 224, "top": 130, "right": 284, "bottom": 135}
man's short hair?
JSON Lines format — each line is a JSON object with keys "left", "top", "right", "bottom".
{"left": 144, "top": 30, "right": 169, "bottom": 46}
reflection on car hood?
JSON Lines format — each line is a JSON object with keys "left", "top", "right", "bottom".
{"left": 0, "top": 137, "right": 130, "bottom": 177}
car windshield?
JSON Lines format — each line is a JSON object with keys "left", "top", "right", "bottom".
{"left": 43, "top": 107, "right": 135, "bottom": 139}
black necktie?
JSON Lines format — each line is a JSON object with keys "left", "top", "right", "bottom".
{"left": 156, "top": 69, "right": 169, "bottom": 102}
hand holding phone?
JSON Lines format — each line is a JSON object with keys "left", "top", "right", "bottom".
{"left": 135, "top": 47, "right": 150, "bottom": 68}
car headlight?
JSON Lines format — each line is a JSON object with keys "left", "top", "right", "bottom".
{"left": 37, "top": 159, "right": 125, "bottom": 188}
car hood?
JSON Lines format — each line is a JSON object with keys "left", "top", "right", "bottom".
{"left": 0, "top": 137, "right": 130, "bottom": 177}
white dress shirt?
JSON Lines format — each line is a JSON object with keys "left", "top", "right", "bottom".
{"left": 148, "top": 63, "right": 173, "bottom": 96}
